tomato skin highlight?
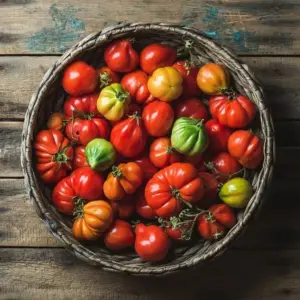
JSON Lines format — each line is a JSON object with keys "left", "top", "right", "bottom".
{"left": 72, "top": 145, "right": 88, "bottom": 169}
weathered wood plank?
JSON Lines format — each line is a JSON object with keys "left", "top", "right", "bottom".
{"left": 1, "top": 247, "right": 300, "bottom": 300}
{"left": 0, "top": 1, "right": 300, "bottom": 55}
{"left": 0, "top": 56, "right": 300, "bottom": 120}
{"left": 1, "top": 178, "right": 299, "bottom": 248}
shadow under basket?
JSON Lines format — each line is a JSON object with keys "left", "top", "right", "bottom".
{"left": 21, "top": 23, "right": 275, "bottom": 275}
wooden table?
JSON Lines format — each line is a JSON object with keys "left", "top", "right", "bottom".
{"left": 1, "top": 1, "right": 300, "bottom": 299}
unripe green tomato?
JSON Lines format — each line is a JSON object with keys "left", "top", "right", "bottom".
{"left": 219, "top": 177, "right": 253, "bottom": 208}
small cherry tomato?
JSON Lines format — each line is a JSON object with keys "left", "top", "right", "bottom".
{"left": 197, "top": 213, "right": 226, "bottom": 240}
{"left": 209, "top": 203, "right": 236, "bottom": 228}
{"left": 135, "top": 187, "right": 156, "bottom": 219}
{"left": 134, "top": 156, "right": 158, "bottom": 181}
{"left": 142, "top": 100, "right": 174, "bottom": 137}
{"left": 62, "top": 61, "right": 97, "bottom": 96}
{"left": 47, "top": 113, "right": 65, "bottom": 131}
{"left": 104, "top": 40, "right": 139, "bottom": 73}
{"left": 165, "top": 221, "right": 194, "bottom": 243}
{"left": 135, "top": 223, "right": 170, "bottom": 262}
{"left": 72, "top": 145, "right": 88, "bottom": 169}
{"left": 104, "top": 219, "right": 135, "bottom": 251}
{"left": 175, "top": 97, "right": 208, "bottom": 121}
{"left": 97, "top": 66, "right": 120, "bottom": 89}
{"left": 140, "top": 43, "right": 177, "bottom": 75}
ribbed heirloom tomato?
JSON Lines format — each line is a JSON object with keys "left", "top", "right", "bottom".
{"left": 34, "top": 129, "right": 73, "bottom": 184}
{"left": 145, "top": 163, "right": 205, "bottom": 217}
{"left": 72, "top": 146, "right": 88, "bottom": 169}
{"left": 175, "top": 97, "right": 208, "bottom": 121}
{"left": 135, "top": 188, "right": 156, "bottom": 219}
{"left": 97, "top": 66, "right": 119, "bottom": 88}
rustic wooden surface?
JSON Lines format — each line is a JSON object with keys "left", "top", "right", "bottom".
{"left": 0, "top": 0, "right": 300, "bottom": 299}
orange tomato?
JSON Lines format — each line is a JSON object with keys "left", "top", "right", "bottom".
{"left": 47, "top": 112, "right": 65, "bottom": 130}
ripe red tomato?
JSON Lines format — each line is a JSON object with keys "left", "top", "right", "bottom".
{"left": 135, "top": 223, "right": 169, "bottom": 262}
{"left": 97, "top": 66, "right": 119, "bottom": 88}
{"left": 104, "top": 219, "right": 135, "bottom": 251}
{"left": 104, "top": 40, "right": 139, "bottom": 73}
{"left": 205, "top": 119, "right": 232, "bottom": 153}
{"left": 172, "top": 61, "right": 199, "bottom": 97}
{"left": 145, "top": 163, "right": 204, "bottom": 217}
{"left": 197, "top": 172, "right": 219, "bottom": 208}
{"left": 110, "top": 195, "right": 135, "bottom": 220}
{"left": 52, "top": 167, "right": 104, "bottom": 214}
{"left": 197, "top": 213, "right": 226, "bottom": 240}
{"left": 110, "top": 113, "right": 147, "bottom": 158}
{"left": 62, "top": 61, "right": 97, "bottom": 96}
{"left": 72, "top": 146, "right": 88, "bottom": 169}
{"left": 120, "top": 70, "right": 155, "bottom": 104}
{"left": 165, "top": 221, "right": 193, "bottom": 243}
{"left": 134, "top": 156, "right": 158, "bottom": 181}
{"left": 228, "top": 130, "right": 263, "bottom": 169}
{"left": 63, "top": 93, "right": 101, "bottom": 118}
{"left": 209, "top": 94, "right": 256, "bottom": 128}
{"left": 65, "top": 117, "right": 110, "bottom": 146}
{"left": 34, "top": 129, "right": 73, "bottom": 184}
{"left": 135, "top": 187, "right": 156, "bottom": 219}
{"left": 149, "top": 137, "right": 181, "bottom": 168}
{"left": 140, "top": 43, "right": 177, "bottom": 75}
{"left": 175, "top": 97, "right": 208, "bottom": 121}
{"left": 142, "top": 101, "right": 174, "bottom": 137}
{"left": 209, "top": 204, "right": 236, "bottom": 228}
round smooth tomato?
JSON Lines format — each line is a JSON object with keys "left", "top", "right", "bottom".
{"left": 34, "top": 129, "right": 73, "bottom": 184}
{"left": 175, "top": 97, "right": 208, "bottom": 121}
{"left": 104, "top": 219, "right": 135, "bottom": 251}
{"left": 120, "top": 70, "right": 154, "bottom": 104}
{"left": 209, "top": 94, "right": 256, "bottom": 128}
{"left": 197, "top": 172, "right": 219, "bottom": 208}
{"left": 104, "top": 40, "right": 139, "bottom": 73}
{"left": 47, "top": 113, "right": 65, "bottom": 131}
{"left": 145, "top": 163, "right": 204, "bottom": 217}
{"left": 110, "top": 195, "right": 135, "bottom": 220}
{"left": 147, "top": 67, "right": 183, "bottom": 102}
{"left": 63, "top": 93, "right": 101, "bottom": 118}
{"left": 52, "top": 167, "right": 104, "bottom": 214}
{"left": 149, "top": 137, "right": 181, "bottom": 168}
{"left": 135, "top": 188, "right": 156, "bottom": 219}
{"left": 205, "top": 119, "right": 232, "bottom": 153}
{"left": 140, "top": 43, "right": 177, "bottom": 75}
{"left": 62, "top": 61, "right": 97, "bottom": 96}
{"left": 110, "top": 113, "right": 147, "bottom": 158}
{"left": 135, "top": 223, "right": 169, "bottom": 262}
{"left": 72, "top": 145, "right": 88, "bottom": 169}
{"left": 134, "top": 156, "right": 158, "bottom": 181}
{"left": 65, "top": 117, "right": 110, "bottom": 146}
{"left": 172, "top": 60, "right": 199, "bottom": 97}
{"left": 97, "top": 66, "right": 119, "bottom": 89}
{"left": 209, "top": 203, "right": 236, "bottom": 228}
{"left": 142, "top": 101, "right": 174, "bottom": 137}
{"left": 197, "top": 213, "right": 226, "bottom": 240}
{"left": 228, "top": 130, "right": 263, "bottom": 169}
{"left": 196, "top": 63, "right": 230, "bottom": 95}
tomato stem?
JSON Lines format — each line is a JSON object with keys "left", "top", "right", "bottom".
{"left": 111, "top": 165, "right": 123, "bottom": 179}
{"left": 99, "top": 71, "right": 112, "bottom": 89}
{"left": 115, "top": 90, "right": 130, "bottom": 102}
{"left": 73, "top": 197, "right": 85, "bottom": 218}
{"left": 166, "top": 146, "right": 174, "bottom": 154}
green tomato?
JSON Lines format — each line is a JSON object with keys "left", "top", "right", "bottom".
{"left": 85, "top": 138, "right": 116, "bottom": 171}
{"left": 171, "top": 117, "right": 209, "bottom": 156}
{"left": 219, "top": 177, "right": 253, "bottom": 208}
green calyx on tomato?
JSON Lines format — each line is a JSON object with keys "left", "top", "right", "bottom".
{"left": 111, "top": 165, "right": 123, "bottom": 179}
{"left": 53, "top": 145, "right": 72, "bottom": 166}
{"left": 171, "top": 117, "right": 209, "bottom": 156}
{"left": 85, "top": 138, "right": 116, "bottom": 171}
{"left": 73, "top": 197, "right": 86, "bottom": 218}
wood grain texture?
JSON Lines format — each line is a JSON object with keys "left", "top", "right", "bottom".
{"left": 2, "top": 247, "right": 300, "bottom": 300}
{"left": 0, "top": 56, "right": 300, "bottom": 120}
{"left": 0, "top": 0, "right": 300, "bottom": 55}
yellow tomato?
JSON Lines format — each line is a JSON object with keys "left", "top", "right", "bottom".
{"left": 147, "top": 67, "right": 183, "bottom": 102}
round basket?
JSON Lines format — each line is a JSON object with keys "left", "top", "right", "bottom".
{"left": 21, "top": 23, "right": 275, "bottom": 275}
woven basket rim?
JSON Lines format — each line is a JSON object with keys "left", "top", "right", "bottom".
{"left": 21, "top": 22, "right": 275, "bottom": 275}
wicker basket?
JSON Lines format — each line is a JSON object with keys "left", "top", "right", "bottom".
{"left": 21, "top": 23, "right": 275, "bottom": 275}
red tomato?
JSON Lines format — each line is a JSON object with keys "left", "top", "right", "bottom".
{"left": 97, "top": 66, "right": 119, "bottom": 88}
{"left": 52, "top": 167, "right": 104, "bottom": 214}
{"left": 142, "top": 101, "right": 174, "bottom": 137}
{"left": 197, "top": 172, "right": 219, "bottom": 208}
{"left": 183, "top": 152, "right": 204, "bottom": 166}
{"left": 62, "top": 61, "right": 97, "bottom": 96}
{"left": 104, "top": 219, "right": 134, "bottom": 251}
{"left": 149, "top": 137, "right": 181, "bottom": 168}
{"left": 65, "top": 118, "right": 110, "bottom": 146}
{"left": 110, "top": 113, "right": 147, "bottom": 158}
{"left": 110, "top": 195, "right": 135, "bottom": 220}
{"left": 135, "top": 188, "right": 156, "bottom": 219}
{"left": 228, "top": 130, "right": 263, "bottom": 169}
{"left": 205, "top": 119, "right": 232, "bottom": 153}
{"left": 72, "top": 146, "right": 88, "bottom": 169}
{"left": 145, "top": 163, "right": 204, "bottom": 217}
{"left": 135, "top": 156, "right": 158, "bottom": 181}
{"left": 172, "top": 61, "right": 199, "bottom": 97}
{"left": 104, "top": 40, "right": 139, "bottom": 73}
{"left": 209, "top": 204, "right": 236, "bottom": 228}
{"left": 197, "top": 213, "right": 226, "bottom": 240}
{"left": 34, "top": 129, "right": 73, "bottom": 184}
{"left": 209, "top": 94, "right": 256, "bottom": 128}
{"left": 135, "top": 223, "right": 169, "bottom": 262}
{"left": 175, "top": 97, "right": 208, "bottom": 121}
{"left": 127, "top": 103, "right": 142, "bottom": 115}
{"left": 121, "top": 70, "right": 155, "bottom": 104}
{"left": 140, "top": 43, "right": 177, "bottom": 74}
{"left": 165, "top": 222, "right": 193, "bottom": 243}
{"left": 63, "top": 93, "right": 101, "bottom": 118}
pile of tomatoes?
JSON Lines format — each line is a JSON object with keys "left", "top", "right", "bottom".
{"left": 34, "top": 40, "right": 264, "bottom": 262}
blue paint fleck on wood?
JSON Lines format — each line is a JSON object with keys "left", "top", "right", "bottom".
{"left": 26, "top": 4, "right": 85, "bottom": 53}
